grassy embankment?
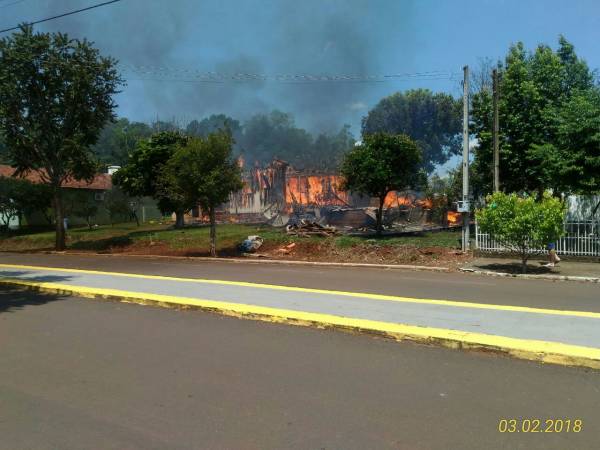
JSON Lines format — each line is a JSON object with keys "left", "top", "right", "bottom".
{"left": 0, "top": 223, "right": 466, "bottom": 266}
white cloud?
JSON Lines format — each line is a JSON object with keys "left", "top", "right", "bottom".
{"left": 349, "top": 101, "right": 367, "bottom": 111}
{"left": 469, "top": 137, "right": 479, "bottom": 151}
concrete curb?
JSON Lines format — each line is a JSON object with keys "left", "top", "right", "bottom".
{"left": 2, "top": 277, "right": 599, "bottom": 371}
{"left": 460, "top": 268, "right": 600, "bottom": 283}
{"left": 38, "top": 251, "right": 451, "bottom": 272}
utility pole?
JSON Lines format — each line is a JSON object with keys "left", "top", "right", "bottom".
{"left": 461, "top": 65, "right": 470, "bottom": 252}
{"left": 492, "top": 68, "right": 500, "bottom": 192}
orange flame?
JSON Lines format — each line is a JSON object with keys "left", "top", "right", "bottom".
{"left": 447, "top": 211, "right": 460, "bottom": 224}
{"left": 384, "top": 192, "right": 433, "bottom": 209}
{"left": 285, "top": 175, "right": 348, "bottom": 207}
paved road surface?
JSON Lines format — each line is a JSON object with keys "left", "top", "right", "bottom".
{"left": 1, "top": 252, "right": 599, "bottom": 311}
{"left": 2, "top": 262, "right": 600, "bottom": 351}
{"left": 1, "top": 287, "right": 599, "bottom": 450}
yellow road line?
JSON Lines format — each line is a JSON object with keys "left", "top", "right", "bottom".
{"left": 1, "top": 263, "right": 600, "bottom": 319}
{"left": 1, "top": 277, "right": 599, "bottom": 370}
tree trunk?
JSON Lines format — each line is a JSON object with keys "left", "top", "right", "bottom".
{"left": 521, "top": 252, "right": 528, "bottom": 274}
{"left": 174, "top": 210, "right": 185, "bottom": 228}
{"left": 132, "top": 210, "right": 140, "bottom": 227}
{"left": 53, "top": 188, "right": 66, "bottom": 251}
{"left": 375, "top": 195, "right": 386, "bottom": 236}
{"left": 209, "top": 205, "right": 217, "bottom": 257}
{"left": 537, "top": 186, "right": 545, "bottom": 200}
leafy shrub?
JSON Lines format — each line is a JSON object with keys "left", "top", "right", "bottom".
{"left": 476, "top": 192, "right": 565, "bottom": 272}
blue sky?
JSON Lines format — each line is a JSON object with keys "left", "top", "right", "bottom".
{"left": 1, "top": 0, "right": 599, "bottom": 143}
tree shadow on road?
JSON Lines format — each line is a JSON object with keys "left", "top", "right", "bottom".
{"left": 0, "top": 277, "right": 73, "bottom": 314}
{"left": 474, "top": 262, "right": 556, "bottom": 275}
{"left": 0, "top": 271, "right": 75, "bottom": 283}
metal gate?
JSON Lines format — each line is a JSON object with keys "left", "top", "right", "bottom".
{"left": 475, "top": 220, "right": 600, "bottom": 256}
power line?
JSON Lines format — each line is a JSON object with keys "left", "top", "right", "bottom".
{"left": 120, "top": 65, "right": 459, "bottom": 84}
{"left": 0, "top": 0, "right": 27, "bottom": 9}
{"left": 125, "top": 76, "right": 456, "bottom": 85}
{"left": 0, "top": 0, "right": 123, "bottom": 34}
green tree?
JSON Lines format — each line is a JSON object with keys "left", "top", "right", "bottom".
{"left": 0, "top": 26, "right": 122, "bottom": 250}
{"left": 159, "top": 132, "right": 243, "bottom": 256}
{"left": 94, "top": 118, "right": 153, "bottom": 166}
{"left": 340, "top": 133, "right": 424, "bottom": 235}
{"left": 0, "top": 177, "right": 52, "bottom": 230}
{"left": 476, "top": 192, "right": 566, "bottom": 273}
{"left": 0, "top": 177, "right": 20, "bottom": 230}
{"left": 309, "top": 125, "right": 355, "bottom": 172}
{"left": 361, "top": 89, "right": 462, "bottom": 173}
{"left": 113, "top": 131, "right": 189, "bottom": 227}
{"left": 186, "top": 115, "right": 242, "bottom": 140}
{"left": 68, "top": 191, "right": 99, "bottom": 230}
{"left": 0, "top": 133, "right": 9, "bottom": 164}
{"left": 239, "top": 110, "right": 313, "bottom": 167}
{"left": 151, "top": 120, "right": 181, "bottom": 133}
{"left": 471, "top": 36, "right": 598, "bottom": 196}
{"left": 553, "top": 89, "right": 600, "bottom": 194}
{"left": 16, "top": 180, "right": 53, "bottom": 226}
{"left": 104, "top": 187, "right": 132, "bottom": 226}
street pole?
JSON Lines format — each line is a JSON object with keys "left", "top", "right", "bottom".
{"left": 492, "top": 68, "right": 500, "bottom": 193}
{"left": 462, "top": 65, "right": 470, "bottom": 252}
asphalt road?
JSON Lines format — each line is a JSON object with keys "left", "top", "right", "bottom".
{"left": 0, "top": 252, "right": 599, "bottom": 311}
{"left": 1, "top": 286, "right": 599, "bottom": 450}
{"left": 3, "top": 263, "right": 600, "bottom": 349}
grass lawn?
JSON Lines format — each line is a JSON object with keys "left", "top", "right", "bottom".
{"left": 334, "top": 232, "right": 461, "bottom": 249}
{"left": 0, "top": 222, "right": 466, "bottom": 266}
{"left": 0, "top": 223, "right": 286, "bottom": 252}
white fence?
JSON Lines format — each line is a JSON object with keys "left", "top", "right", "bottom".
{"left": 475, "top": 220, "right": 600, "bottom": 257}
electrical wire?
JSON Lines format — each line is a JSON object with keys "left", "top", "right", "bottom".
{"left": 0, "top": 0, "right": 123, "bottom": 34}
{"left": 125, "top": 76, "right": 456, "bottom": 85}
{"left": 0, "top": 0, "right": 27, "bottom": 9}
{"left": 0, "top": 3, "right": 457, "bottom": 85}
{"left": 120, "top": 65, "right": 459, "bottom": 84}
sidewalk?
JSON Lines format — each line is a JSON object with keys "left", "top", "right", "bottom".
{"left": 1, "top": 262, "right": 600, "bottom": 369}
{"left": 463, "top": 257, "right": 600, "bottom": 279}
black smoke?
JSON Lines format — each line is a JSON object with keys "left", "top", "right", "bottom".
{"left": 3, "top": 0, "right": 419, "bottom": 133}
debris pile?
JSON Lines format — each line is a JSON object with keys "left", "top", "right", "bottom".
{"left": 239, "top": 235, "right": 264, "bottom": 253}
{"left": 285, "top": 219, "right": 338, "bottom": 237}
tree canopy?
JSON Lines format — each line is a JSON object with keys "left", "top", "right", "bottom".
{"left": 0, "top": 26, "right": 122, "bottom": 249}
{"left": 0, "top": 177, "right": 20, "bottom": 229}
{"left": 238, "top": 110, "right": 314, "bottom": 168}
{"left": 476, "top": 192, "right": 566, "bottom": 273}
{"left": 341, "top": 133, "right": 424, "bottom": 234}
{"left": 0, "top": 134, "right": 8, "bottom": 164}
{"left": 159, "top": 132, "right": 243, "bottom": 255}
{"left": 94, "top": 118, "right": 153, "bottom": 166}
{"left": 186, "top": 114, "right": 242, "bottom": 141}
{"left": 361, "top": 89, "right": 462, "bottom": 173}
{"left": 113, "top": 131, "right": 189, "bottom": 227}
{"left": 471, "top": 36, "right": 600, "bottom": 196}
{"left": 0, "top": 177, "right": 52, "bottom": 230}
{"left": 96, "top": 111, "right": 355, "bottom": 173}
{"left": 67, "top": 191, "right": 99, "bottom": 230}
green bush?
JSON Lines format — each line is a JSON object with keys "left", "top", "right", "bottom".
{"left": 476, "top": 192, "right": 565, "bottom": 273}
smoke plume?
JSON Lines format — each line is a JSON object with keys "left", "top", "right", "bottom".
{"left": 4, "top": 0, "right": 420, "bottom": 133}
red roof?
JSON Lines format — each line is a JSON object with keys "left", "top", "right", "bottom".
{"left": 0, "top": 165, "right": 112, "bottom": 190}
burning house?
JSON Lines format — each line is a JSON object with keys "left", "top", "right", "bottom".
{"left": 224, "top": 158, "right": 363, "bottom": 226}
{"left": 205, "top": 158, "right": 456, "bottom": 232}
